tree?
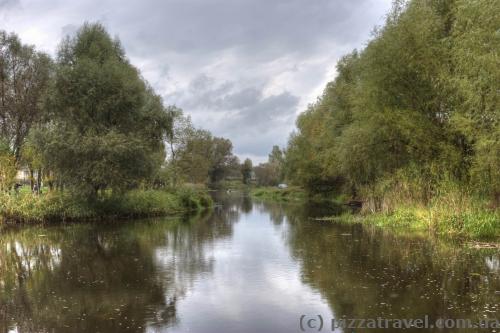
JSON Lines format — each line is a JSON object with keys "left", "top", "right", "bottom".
{"left": 208, "top": 137, "right": 235, "bottom": 184}
{"left": 164, "top": 106, "right": 194, "bottom": 163}
{"left": 254, "top": 163, "right": 278, "bottom": 187}
{"left": 21, "top": 129, "right": 44, "bottom": 193}
{"left": 268, "top": 145, "right": 284, "bottom": 165}
{"left": 241, "top": 158, "right": 253, "bottom": 185}
{"left": 450, "top": 0, "right": 500, "bottom": 203}
{"left": 156, "top": 106, "right": 197, "bottom": 187}
{"left": 176, "top": 129, "right": 213, "bottom": 183}
{"left": 40, "top": 23, "right": 169, "bottom": 197}
{"left": 254, "top": 146, "right": 285, "bottom": 187}
{"left": 283, "top": 0, "right": 499, "bottom": 208}
{"left": 175, "top": 129, "right": 237, "bottom": 185}
{"left": 0, "top": 31, "right": 52, "bottom": 162}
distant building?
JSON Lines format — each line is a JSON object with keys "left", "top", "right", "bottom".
{"left": 16, "top": 167, "right": 30, "bottom": 183}
{"left": 15, "top": 167, "right": 40, "bottom": 185}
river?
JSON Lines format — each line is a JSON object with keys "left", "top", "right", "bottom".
{"left": 0, "top": 192, "right": 498, "bottom": 332}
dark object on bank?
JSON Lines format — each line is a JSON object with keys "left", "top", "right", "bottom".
{"left": 13, "top": 183, "right": 22, "bottom": 193}
{"left": 345, "top": 200, "right": 363, "bottom": 208}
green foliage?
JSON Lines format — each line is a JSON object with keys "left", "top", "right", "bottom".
{"left": 38, "top": 23, "right": 169, "bottom": 197}
{"left": 449, "top": 0, "right": 500, "bottom": 202}
{"left": 283, "top": 0, "right": 499, "bottom": 236}
{"left": 331, "top": 204, "right": 500, "bottom": 239}
{"left": 241, "top": 158, "right": 253, "bottom": 185}
{"left": 175, "top": 186, "right": 213, "bottom": 210}
{"left": 254, "top": 145, "right": 285, "bottom": 186}
{"left": 0, "top": 23, "right": 223, "bottom": 221}
{"left": 0, "top": 188, "right": 212, "bottom": 223}
{"left": 0, "top": 30, "right": 52, "bottom": 162}
{"left": 175, "top": 128, "right": 238, "bottom": 185}
{"left": 0, "top": 141, "right": 16, "bottom": 191}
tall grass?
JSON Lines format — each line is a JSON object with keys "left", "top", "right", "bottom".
{"left": 346, "top": 171, "right": 500, "bottom": 239}
{"left": 0, "top": 187, "right": 212, "bottom": 224}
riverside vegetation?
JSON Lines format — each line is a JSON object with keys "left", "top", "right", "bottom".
{"left": 0, "top": 24, "right": 256, "bottom": 223}
{"left": 0, "top": 188, "right": 212, "bottom": 224}
{"left": 254, "top": 0, "right": 499, "bottom": 239}
{"left": 1, "top": 1, "right": 499, "bottom": 238}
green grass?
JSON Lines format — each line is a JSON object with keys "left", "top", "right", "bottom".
{"left": 0, "top": 187, "right": 212, "bottom": 224}
{"left": 251, "top": 183, "right": 499, "bottom": 240}
{"left": 323, "top": 204, "right": 500, "bottom": 239}
{"left": 313, "top": 179, "right": 500, "bottom": 240}
{"left": 251, "top": 186, "right": 307, "bottom": 202}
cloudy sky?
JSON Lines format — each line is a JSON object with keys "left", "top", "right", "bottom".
{"left": 0, "top": 0, "right": 391, "bottom": 163}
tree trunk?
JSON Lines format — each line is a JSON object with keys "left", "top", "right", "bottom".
{"left": 47, "top": 170, "right": 54, "bottom": 191}
{"left": 29, "top": 169, "right": 34, "bottom": 192}
{"left": 36, "top": 168, "right": 42, "bottom": 195}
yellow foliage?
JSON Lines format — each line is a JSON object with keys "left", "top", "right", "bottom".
{"left": 0, "top": 152, "right": 16, "bottom": 191}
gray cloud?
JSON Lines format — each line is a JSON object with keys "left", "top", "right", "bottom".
{"left": 170, "top": 73, "right": 299, "bottom": 157}
{"left": 0, "top": 0, "right": 391, "bottom": 162}
{"left": 118, "top": 0, "right": 373, "bottom": 56}
{"left": 0, "top": 0, "right": 19, "bottom": 17}
{"left": 60, "top": 24, "right": 78, "bottom": 38}
{"left": 0, "top": 0, "right": 18, "bottom": 9}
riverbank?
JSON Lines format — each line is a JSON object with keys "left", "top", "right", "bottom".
{"left": 323, "top": 205, "right": 499, "bottom": 239}
{"left": 0, "top": 187, "right": 212, "bottom": 224}
{"left": 251, "top": 186, "right": 499, "bottom": 239}
{"left": 251, "top": 186, "right": 307, "bottom": 202}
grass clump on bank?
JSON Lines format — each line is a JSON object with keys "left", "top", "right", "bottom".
{"left": 0, "top": 187, "right": 212, "bottom": 224}
{"left": 324, "top": 196, "right": 499, "bottom": 239}
{"left": 251, "top": 186, "right": 306, "bottom": 202}
{"left": 328, "top": 207, "right": 499, "bottom": 239}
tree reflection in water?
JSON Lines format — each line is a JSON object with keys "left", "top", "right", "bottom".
{"left": 272, "top": 200, "right": 500, "bottom": 333}
{"left": 0, "top": 203, "right": 241, "bottom": 333}
{"left": 0, "top": 194, "right": 498, "bottom": 333}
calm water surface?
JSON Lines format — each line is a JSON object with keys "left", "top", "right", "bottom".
{"left": 0, "top": 192, "right": 498, "bottom": 332}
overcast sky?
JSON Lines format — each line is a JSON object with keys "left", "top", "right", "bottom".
{"left": 0, "top": 0, "right": 391, "bottom": 163}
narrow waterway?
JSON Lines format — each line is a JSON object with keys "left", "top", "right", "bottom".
{"left": 0, "top": 192, "right": 498, "bottom": 332}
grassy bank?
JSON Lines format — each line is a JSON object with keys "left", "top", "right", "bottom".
{"left": 319, "top": 200, "right": 499, "bottom": 239}
{"left": 0, "top": 187, "right": 212, "bottom": 224}
{"left": 251, "top": 186, "right": 498, "bottom": 239}
{"left": 251, "top": 186, "right": 307, "bottom": 202}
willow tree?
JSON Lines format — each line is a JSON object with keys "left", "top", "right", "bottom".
{"left": 450, "top": 0, "right": 500, "bottom": 203}
{"left": 284, "top": 0, "right": 499, "bottom": 207}
{"left": 40, "top": 23, "right": 169, "bottom": 196}
{"left": 0, "top": 31, "right": 51, "bottom": 162}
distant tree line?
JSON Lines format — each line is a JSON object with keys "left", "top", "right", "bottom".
{"left": 283, "top": 0, "right": 499, "bottom": 209}
{"left": 0, "top": 23, "right": 241, "bottom": 197}
{"left": 164, "top": 105, "right": 241, "bottom": 185}
{"left": 253, "top": 145, "right": 285, "bottom": 186}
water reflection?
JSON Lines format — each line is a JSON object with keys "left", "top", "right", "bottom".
{"left": 0, "top": 193, "right": 498, "bottom": 332}
{"left": 0, "top": 209, "right": 232, "bottom": 333}
{"left": 280, "top": 201, "right": 500, "bottom": 332}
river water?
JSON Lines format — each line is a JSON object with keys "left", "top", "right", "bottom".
{"left": 0, "top": 192, "right": 498, "bottom": 332}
